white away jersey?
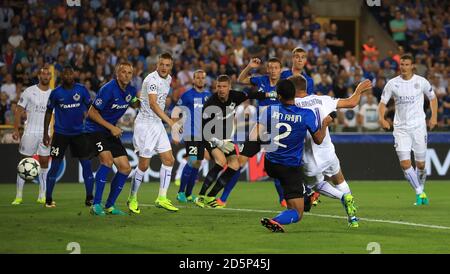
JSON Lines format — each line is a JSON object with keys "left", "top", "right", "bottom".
{"left": 136, "top": 71, "right": 172, "bottom": 122}
{"left": 18, "top": 85, "right": 51, "bottom": 134}
{"left": 381, "top": 74, "right": 435, "bottom": 130}
{"left": 294, "top": 95, "right": 339, "bottom": 170}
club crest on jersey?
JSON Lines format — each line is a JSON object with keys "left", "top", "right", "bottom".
{"left": 125, "top": 94, "right": 132, "bottom": 102}
{"left": 95, "top": 98, "right": 103, "bottom": 106}
{"left": 73, "top": 93, "right": 80, "bottom": 101}
{"left": 414, "top": 83, "right": 420, "bottom": 89}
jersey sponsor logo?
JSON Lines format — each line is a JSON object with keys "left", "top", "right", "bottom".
{"left": 95, "top": 98, "right": 103, "bottom": 106}
{"left": 73, "top": 93, "right": 80, "bottom": 101}
{"left": 125, "top": 94, "right": 132, "bottom": 102}
{"left": 193, "top": 103, "right": 204, "bottom": 108}
{"left": 398, "top": 95, "right": 418, "bottom": 105}
{"left": 111, "top": 104, "right": 129, "bottom": 109}
{"left": 59, "top": 102, "right": 81, "bottom": 109}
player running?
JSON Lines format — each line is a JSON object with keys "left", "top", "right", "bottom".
{"left": 173, "top": 69, "right": 212, "bottom": 204}
{"left": 43, "top": 65, "right": 95, "bottom": 208}
{"left": 127, "top": 52, "right": 179, "bottom": 213}
{"left": 258, "top": 79, "right": 332, "bottom": 233}
{"left": 86, "top": 62, "right": 138, "bottom": 216}
{"left": 11, "top": 66, "right": 52, "bottom": 205}
{"left": 289, "top": 75, "right": 372, "bottom": 227}
{"left": 378, "top": 54, "right": 438, "bottom": 206}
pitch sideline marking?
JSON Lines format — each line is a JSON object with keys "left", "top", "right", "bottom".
{"left": 141, "top": 204, "right": 450, "bottom": 230}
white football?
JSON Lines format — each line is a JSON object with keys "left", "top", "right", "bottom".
{"left": 17, "top": 158, "right": 41, "bottom": 181}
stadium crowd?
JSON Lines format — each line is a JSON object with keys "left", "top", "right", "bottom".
{"left": 0, "top": 0, "right": 449, "bottom": 144}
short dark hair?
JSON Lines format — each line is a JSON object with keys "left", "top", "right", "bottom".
{"left": 287, "top": 75, "right": 307, "bottom": 92}
{"left": 267, "top": 57, "right": 282, "bottom": 66}
{"left": 63, "top": 64, "right": 74, "bottom": 71}
{"left": 159, "top": 52, "right": 173, "bottom": 61}
{"left": 400, "top": 54, "right": 414, "bottom": 63}
{"left": 292, "top": 47, "right": 306, "bottom": 54}
{"left": 276, "top": 79, "right": 296, "bottom": 100}
{"left": 217, "top": 74, "right": 231, "bottom": 83}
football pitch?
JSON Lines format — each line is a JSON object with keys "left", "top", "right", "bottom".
{"left": 1, "top": 181, "right": 450, "bottom": 254}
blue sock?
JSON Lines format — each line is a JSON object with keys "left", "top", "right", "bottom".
{"left": 46, "top": 159, "right": 62, "bottom": 201}
{"left": 273, "top": 209, "right": 300, "bottom": 225}
{"left": 274, "top": 178, "right": 285, "bottom": 203}
{"left": 80, "top": 159, "right": 94, "bottom": 197}
{"left": 185, "top": 167, "right": 199, "bottom": 197}
{"left": 94, "top": 165, "right": 111, "bottom": 205}
{"left": 179, "top": 164, "right": 193, "bottom": 193}
{"left": 220, "top": 168, "right": 241, "bottom": 202}
{"left": 105, "top": 172, "right": 128, "bottom": 209}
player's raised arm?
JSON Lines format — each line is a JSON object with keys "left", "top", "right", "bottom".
{"left": 237, "top": 58, "right": 261, "bottom": 84}
{"left": 336, "top": 79, "right": 372, "bottom": 109}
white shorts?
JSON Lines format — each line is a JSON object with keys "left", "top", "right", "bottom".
{"left": 19, "top": 133, "right": 50, "bottom": 157}
{"left": 133, "top": 120, "right": 172, "bottom": 158}
{"left": 302, "top": 152, "right": 341, "bottom": 185}
{"left": 393, "top": 126, "right": 427, "bottom": 161}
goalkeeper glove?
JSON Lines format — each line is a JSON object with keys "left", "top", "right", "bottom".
{"left": 210, "top": 137, "right": 235, "bottom": 153}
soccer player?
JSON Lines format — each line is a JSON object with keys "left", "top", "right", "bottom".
{"left": 290, "top": 75, "right": 373, "bottom": 227}
{"left": 280, "top": 47, "right": 315, "bottom": 95}
{"left": 173, "top": 69, "right": 212, "bottom": 203}
{"left": 196, "top": 74, "right": 276, "bottom": 208}
{"left": 43, "top": 65, "right": 95, "bottom": 208}
{"left": 11, "top": 66, "right": 52, "bottom": 205}
{"left": 378, "top": 54, "right": 438, "bottom": 206}
{"left": 127, "top": 52, "right": 179, "bottom": 213}
{"left": 219, "top": 57, "right": 285, "bottom": 208}
{"left": 86, "top": 62, "right": 138, "bottom": 215}
{"left": 258, "top": 79, "right": 332, "bottom": 233}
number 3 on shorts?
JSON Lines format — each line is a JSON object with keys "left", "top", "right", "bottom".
{"left": 96, "top": 142, "right": 104, "bottom": 152}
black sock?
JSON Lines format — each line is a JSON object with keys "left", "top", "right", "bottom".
{"left": 208, "top": 168, "right": 237, "bottom": 197}
{"left": 199, "top": 164, "right": 223, "bottom": 195}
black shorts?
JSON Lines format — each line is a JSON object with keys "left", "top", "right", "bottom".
{"left": 205, "top": 140, "right": 237, "bottom": 157}
{"left": 88, "top": 131, "right": 127, "bottom": 158}
{"left": 238, "top": 141, "right": 261, "bottom": 157}
{"left": 264, "top": 157, "right": 305, "bottom": 200}
{"left": 50, "top": 133, "right": 91, "bottom": 160}
{"left": 185, "top": 141, "right": 207, "bottom": 160}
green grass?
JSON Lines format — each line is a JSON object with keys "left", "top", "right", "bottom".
{"left": 1, "top": 181, "right": 450, "bottom": 254}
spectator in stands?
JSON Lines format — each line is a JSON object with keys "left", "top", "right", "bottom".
{"left": 359, "top": 92, "right": 380, "bottom": 132}
{"left": 0, "top": 92, "right": 8, "bottom": 125}
{"left": 0, "top": 74, "right": 17, "bottom": 103}
{"left": 390, "top": 10, "right": 407, "bottom": 48}
{"left": 443, "top": 88, "right": 450, "bottom": 127}
{"left": 361, "top": 35, "right": 379, "bottom": 70}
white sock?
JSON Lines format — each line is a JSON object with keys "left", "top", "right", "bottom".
{"left": 158, "top": 164, "right": 173, "bottom": 198}
{"left": 38, "top": 168, "right": 48, "bottom": 199}
{"left": 416, "top": 167, "right": 426, "bottom": 192}
{"left": 176, "top": 160, "right": 186, "bottom": 180}
{"left": 131, "top": 167, "right": 145, "bottom": 198}
{"left": 315, "top": 181, "right": 344, "bottom": 199}
{"left": 16, "top": 175, "right": 25, "bottom": 199}
{"left": 335, "top": 180, "right": 351, "bottom": 194}
{"left": 404, "top": 167, "right": 422, "bottom": 194}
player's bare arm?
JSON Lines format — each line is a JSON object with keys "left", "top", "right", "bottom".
{"left": 13, "top": 105, "right": 25, "bottom": 141}
{"left": 336, "top": 79, "right": 372, "bottom": 109}
{"left": 237, "top": 58, "right": 261, "bottom": 84}
{"left": 429, "top": 96, "right": 438, "bottom": 130}
{"left": 87, "top": 106, "right": 123, "bottom": 137}
{"left": 42, "top": 108, "right": 52, "bottom": 146}
{"left": 311, "top": 115, "right": 333, "bottom": 145}
{"left": 149, "top": 93, "right": 175, "bottom": 127}
{"left": 377, "top": 102, "right": 391, "bottom": 130}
